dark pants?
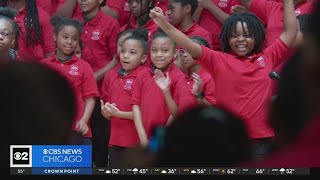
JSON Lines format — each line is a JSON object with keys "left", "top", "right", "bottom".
{"left": 250, "top": 137, "right": 273, "bottom": 161}
{"left": 91, "top": 99, "right": 110, "bottom": 167}
{"left": 109, "top": 146, "right": 129, "bottom": 167}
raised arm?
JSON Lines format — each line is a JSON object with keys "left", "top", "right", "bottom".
{"left": 240, "top": 0, "right": 253, "bottom": 9}
{"left": 280, "top": 0, "right": 298, "bottom": 48}
{"left": 198, "top": 0, "right": 231, "bottom": 24}
{"left": 150, "top": 7, "right": 202, "bottom": 59}
{"left": 193, "top": 6, "right": 203, "bottom": 23}
{"left": 55, "top": 0, "right": 78, "bottom": 18}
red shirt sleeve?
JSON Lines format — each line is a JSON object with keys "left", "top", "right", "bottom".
{"left": 263, "top": 38, "right": 290, "bottom": 68}
{"left": 39, "top": 9, "right": 55, "bottom": 55}
{"left": 196, "top": 46, "right": 219, "bottom": 75}
{"left": 201, "top": 72, "right": 216, "bottom": 105}
{"left": 106, "top": 0, "right": 126, "bottom": 15}
{"left": 100, "top": 71, "right": 112, "bottom": 103}
{"left": 130, "top": 72, "right": 145, "bottom": 106}
{"left": 81, "top": 62, "right": 100, "bottom": 99}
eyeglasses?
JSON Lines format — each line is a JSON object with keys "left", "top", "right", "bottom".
{"left": 0, "top": 30, "right": 13, "bottom": 38}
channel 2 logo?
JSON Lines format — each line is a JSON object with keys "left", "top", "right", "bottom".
{"left": 10, "top": 145, "right": 32, "bottom": 167}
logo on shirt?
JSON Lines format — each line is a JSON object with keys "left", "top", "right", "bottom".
{"left": 69, "top": 65, "right": 79, "bottom": 76}
{"left": 295, "top": 9, "right": 301, "bottom": 16}
{"left": 124, "top": 79, "right": 133, "bottom": 90}
{"left": 218, "top": 0, "right": 228, "bottom": 8}
{"left": 257, "top": 56, "right": 265, "bottom": 68}
{"left": 124, "top": 2, "right": 130, "bottom": 12}
{"left": 91, "top": 30, "right": 100, "bottom": 41}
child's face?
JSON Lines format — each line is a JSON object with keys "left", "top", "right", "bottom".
{"left": 179, "top": 48, "right": 196, "bottom": 69}
{"left": 229, "top": 21, "right": 255, "bottom": 57}
{"left": 0, "top": 19, "right": 15, "bottom": 53}
{"left": 167, "top": 1, "right": 185, "bottom": 25}
{"left": 78, "top": 0, "right": 100, "bottom": 14}
{"left": 117, "top": 33, "right": 132, "bottom": 54}
{"left": 150, "top": 37, "right": 176, "bottom": 69}
{"left": 129, "top": 0, "right": 148, "bottom": 18}
{"left": 120, "top": 39, "right": 146, "bottom": 74}
{"left": 55, "top": 25, "right": 80, "bottom": 58}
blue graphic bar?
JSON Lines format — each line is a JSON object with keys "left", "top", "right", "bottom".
{"left": 32, "top": 145, "right": 92, "bottom": 167}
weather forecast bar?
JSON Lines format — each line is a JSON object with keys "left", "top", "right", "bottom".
{"left": 10, "top": 167, "right": 311, "bottom": 175}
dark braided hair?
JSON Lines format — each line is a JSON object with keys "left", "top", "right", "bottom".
{"left": 1, "top": 0, "right": 43, "bottom": 47}
{"left": 24, "top": 0, "right": 42, "bottom": 47}
{"left": 127, "top": 0, "right": 156, "bottom": 28}
{"left": 219, "top": 13, "right": 265, "bottom": 55}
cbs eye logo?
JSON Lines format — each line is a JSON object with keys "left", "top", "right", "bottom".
{"left": 10, "top": 145, "right": 32, "bottom": 167}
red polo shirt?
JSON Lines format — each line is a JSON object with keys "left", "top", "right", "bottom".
{"left": 249, "top": 0, "right": 314, "bottom": 47}
{"left": 101, "top": 65, "right": 148, "bottom": 147}
{"left": 196, "top": 38, "right": 290, "bottom": 138}
{"left": 198, "top": 0, "right": 240, "bottom": 51}
{"left": 36, "top": 0, "right": 52, "bottom": 15}
{"left": 40, "top": 54, "right": 99, "bottom": 138}
{"left": 130, "top": 63, "right": 192, "bottom": 138}
{"left": 177, "top": 22, "right": 214, "bottom": 49}
{"left": 80, "top": 10, "right": 120, "bottom": 72}
{"left": 58, "top": 0, "right": 83, "bottom": 20}
{"left": 14, "top": 7, "right": 55, "bottom": 61}
{"left": 185, "top": 68, "right": 216, "bottom": 106}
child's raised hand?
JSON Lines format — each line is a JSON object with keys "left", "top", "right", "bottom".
{"left": 149, "top": 7, "right": 166, "bottom": 26}
{"left": 154, "top": 69, "right": 171, "bottom": 92}
{"left": 198, "top": 0, "right": 213, "bottom": 10}
{"left": 192, "top": 72, "right": 203, "bottom": 95}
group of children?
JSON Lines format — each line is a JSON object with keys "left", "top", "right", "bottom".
{"left": 0, "top": 0, "right": 316, "bottom": 167}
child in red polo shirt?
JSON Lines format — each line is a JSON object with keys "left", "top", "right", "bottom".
{"left": 131, "top": 31, "right": 194, "bottom": 146}
{"left": 167, "top": 0, "right": 213, "bottom": 48}
{"left": 78, "top": 0, "right": 119, "bottom": 84}
{"left": 193, "top": 0, "right": 240, "bottom": 51}
{"left": 40, "top": 16, "right": 99, "bottom": 145}
{"left": 3, "top": 0, "right": 55, "bottom": 61}
{"left": 180, "top": 36, "right": 216, "bottom": 106}
{"left": 78, "top": 0, "right": 120, "bottom": 168}
{"left": 150, "top": 0, "right": 297, "bottom": 160}
{"left": 0, "top": 7, "right": 20, "bottom": 61}
{"left": 100, "top": 28, "right": 149, "bottom": 167}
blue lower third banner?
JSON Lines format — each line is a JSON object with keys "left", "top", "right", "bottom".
{"left": 32, "top": 145, "right": 92, "bottom": 168}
